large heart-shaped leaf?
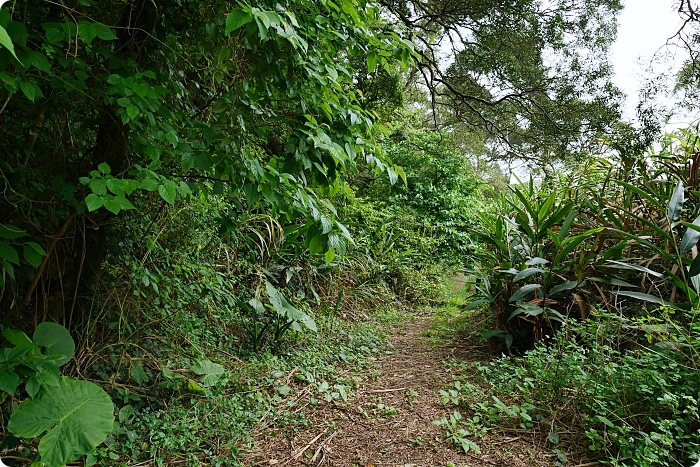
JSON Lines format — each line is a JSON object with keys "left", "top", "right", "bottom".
{"left": 33, "top": 322, "right": 75, "bottom": 366}
{"left": 191, "top": 359, "right": 225, "bottom": 386}
{"left": 8, "top": 377, "right": 114, "bottom": 467}
{"left": 266, "top": 281, "right": 317, "bottom": 331}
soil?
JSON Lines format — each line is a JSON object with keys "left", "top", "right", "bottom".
{"left": 241, "top": 310, "right": 556, "bottom": 467}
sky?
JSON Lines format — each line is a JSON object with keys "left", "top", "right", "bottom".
{"left": 610, "top": 0, "right": 692, "bottom": 126}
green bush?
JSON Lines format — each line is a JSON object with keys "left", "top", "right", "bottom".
{"left": 477, "top": 310, "right": 700, "bottom": 466}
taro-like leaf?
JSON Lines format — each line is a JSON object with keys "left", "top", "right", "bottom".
{"left": 33, "top": 322, "right": 75, "bottom": 366}
{"left": 266, "top": 281, "right": 317, "bottom": 331}
{"left": 191, "top": 359, "right": 225, "bottom": 386}
{"left": 8, "top": 377, "right": 114, "bottom": 467}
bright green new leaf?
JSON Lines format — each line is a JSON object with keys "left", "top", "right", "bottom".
{"left": 8, "top": 377, "right": 114, "bottom": 467}
{"left": 187, "top": 378, "right": 204, "bottom": 394}
{"left": 2, "top": 328, "right": 32, "bottom": 346}
{"left": 226, "top": 9, "right": 253, "bottom": 34}
{"left": 33, "top": 322, "right": 75, "bottom": 366}
{"left": 0, "top": 24, "right": 20, "bottom": 61}
{"left": 84, "top": 193, "right": 104, "bottom": 211}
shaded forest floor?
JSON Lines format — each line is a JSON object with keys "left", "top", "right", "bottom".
{"left": 241, "top": 287, "right": 559, "bottom": 467}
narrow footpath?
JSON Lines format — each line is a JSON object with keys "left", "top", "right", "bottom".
{"left": 242, "top": 311, "right": 554, "bottom": 467}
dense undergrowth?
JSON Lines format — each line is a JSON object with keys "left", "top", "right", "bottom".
{"left": 2, "top": 0, "right": 700, "bottom": 465}
{"left": 441, "top": 129, "right": 700, "bottom": 466}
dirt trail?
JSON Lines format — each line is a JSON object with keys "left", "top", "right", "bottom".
{"left": 242, "top": 312, "right": 552, "bottom": 467}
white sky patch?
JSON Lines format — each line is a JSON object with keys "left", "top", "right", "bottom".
{"left": 610, "top": 0, "right": 697, "bottom": 128}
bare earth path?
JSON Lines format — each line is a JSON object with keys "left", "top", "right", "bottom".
{"left": 242, "top": 311, "right": 553, "bottom": 467}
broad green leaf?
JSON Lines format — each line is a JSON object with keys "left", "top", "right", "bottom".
{"left": 8, "top": 377, "right": 114, "bottom": 467}
{"left": 596, "top": 415, "right": 614, "bottom": 428}
{"left": 604, "top": 260, "right": 664, "bottom": 278}
{"left": 525, "top": 257, "right": 549, "bottom": 266}
{"left": 77, "top": 21, "right": 97, "bottom": 44}
{"left": 187, "top": 378, "right": 204, "bottom": 394}
{"left": 23, "top": 244, "right": 44, "bottom": 267}
{"left": 84, "top": 193, "right": 104, "bottom": 212}
{"left": 266, "top": 281, "right": 317, "bottom": 331}
{"left": 513, "top": 267, "right": 544, "bottom": 282}
{"left": 33, "top": 322, "right": 75, "bottom": 366}
{"left": 103, "top": 196, "right": 122, "bottom": 214}
{"left": 367, "top": 51, "right": 378, "bottom": 73}
{"left": 191, "top": 359, "right": 225, "bottom": 386}
{"left": 667, "top": 180, "right": 684, "bottom": 222}
{"left": 0, "top": 370, "right": 19, "bottom": 395}
{"left": 324, "top": 247, "right": 335, "bottom": 263}
{"left": 509, "top": 284, "right": 542, "bottom": 303}
{"left": 93, "top": 23, "right": 117, "bottom": 40}
{"left": 508, "top": 302, "right": 544, "bottom": 321}
{"left": 689, "top": 255, "right": 700, "bottom": 277}
{"left": 0, "top": 24, "right": 20, "bottom": 61}
{"left": 226, "top": 9, "right": 253, "bottom": 34}
{"left": 0, "top": 224, "right": 26, "bottom": 239}
{"left": 681, "top": 215, "right": 700, "bottom": 253}
{"left": 126, "top": 105, "right": 139, "bottom": 120}
{"left": 89, "top": 178, "right": 107, "bottom": 196}
{"left": 616, "top": 291, "right": 682, "bottom": 311}
{"left": 2, "top": 328, "right": 32, "bottom": 346}
{"left": 130, "top": 362, "right": 149, "bottom": 385}
{"left": 548, "top": 281, "right": 580, "bottom": 295}
{"left": 20, "top": 80, "right": 36, "bottom": 102}
{"left": 0, "top": 241, "right": 19, "bottom": 264}
{"left": 29, "top": 51, "right": 50, "bottom": 72}
{"left": 158, "top": 181, "right": 177, "bottom": 204}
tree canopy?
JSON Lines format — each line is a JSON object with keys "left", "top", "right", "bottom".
{"left": 383, "top": 0, "right": 625, "bottom": 165}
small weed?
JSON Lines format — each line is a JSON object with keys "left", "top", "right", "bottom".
{"left": 409, "top": 436, "right": 423, "bottom": 446}
{"left": 433, "top": 411, "right": 480, "bottom": 453}
{"left": 405, "top": 389, "right": 419, "bottom": 405}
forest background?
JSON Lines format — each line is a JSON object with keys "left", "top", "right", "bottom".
{"left": 2, "top": 0, "right": 700, "bottom": 466}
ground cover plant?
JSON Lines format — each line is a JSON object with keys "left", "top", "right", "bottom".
{"left": 454, "top": 126, "right": 700, "bottom": 465}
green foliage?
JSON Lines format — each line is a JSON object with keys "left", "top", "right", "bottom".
{"left": 1, "top": 323, "right": 114, "bottom": 467}
{"left": 9, "top": 377, "right": 115, "bottom": 467}
{"left": 476, "top": 311, "right": 700, "bottom": 467}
